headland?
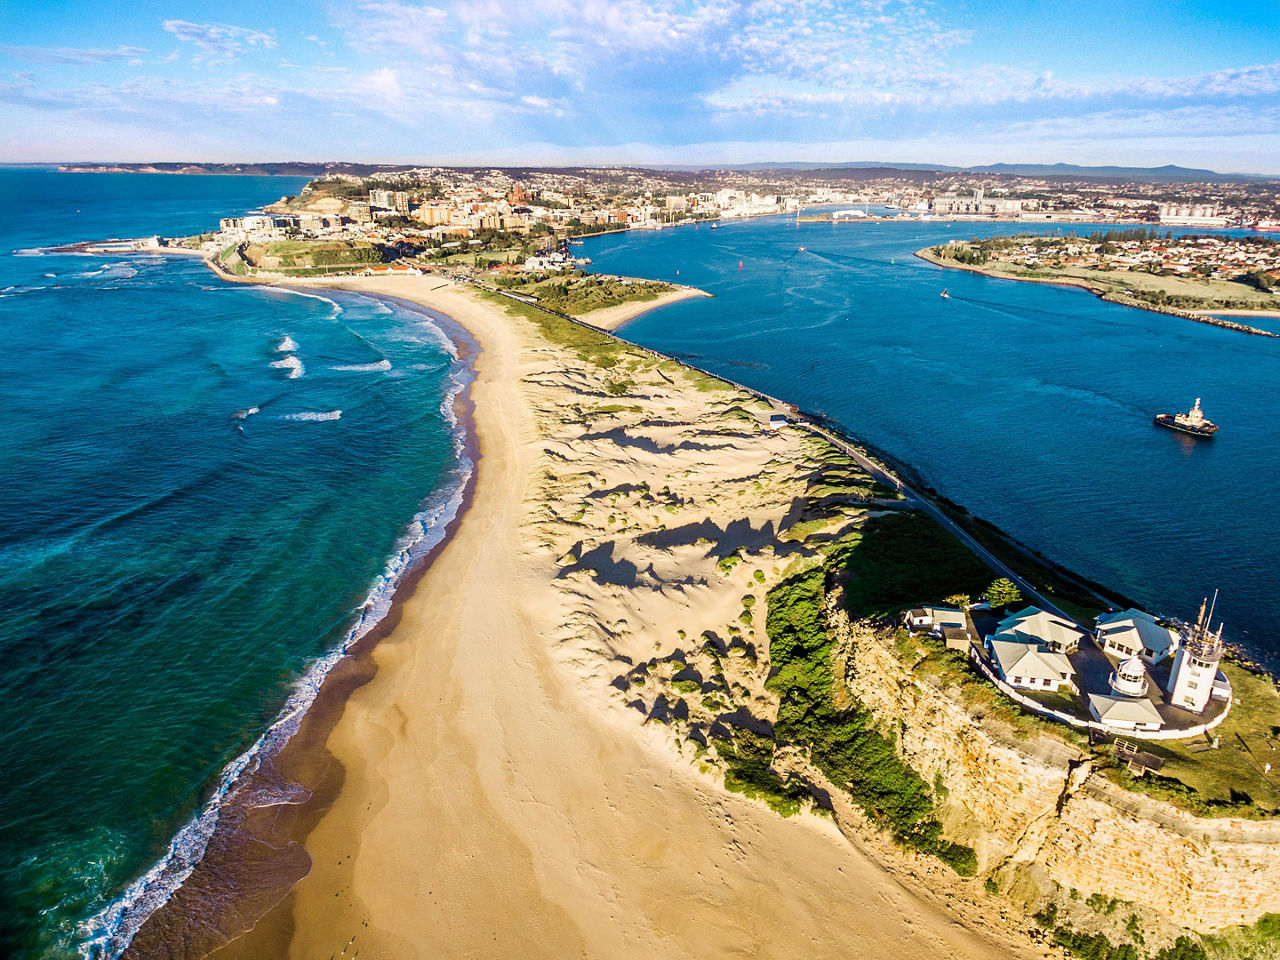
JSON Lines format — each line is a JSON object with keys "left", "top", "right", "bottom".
{"left": 119, "top": 257, "right": 1280, "bottom": 960}
{"left": 170, "top": 274, "right": 1036, "bottom": 960}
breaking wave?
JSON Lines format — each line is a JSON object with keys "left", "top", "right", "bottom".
{"left": 268, "top": 355, "right": 304, "bottom": 379}
{"left": 275, "top": 335, "right": 298, "bottom": 353}
{"left": 278, "top": 410, "right": 342, "bottom": 422}
{"left": 330, "top": 359, "right": 392, "bottom": 373}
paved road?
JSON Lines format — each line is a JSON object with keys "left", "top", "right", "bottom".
{"left": 799, "top": 421, "right": 1084, "bottom": 629}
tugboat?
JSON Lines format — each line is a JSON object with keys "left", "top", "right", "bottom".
{"left": 1155, "top": 397, "right": 1219, "bottom": 437}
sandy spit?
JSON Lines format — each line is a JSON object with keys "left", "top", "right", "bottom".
{"left": 577, "top": 285, "right": 713, "bottom": 331}
{"left": 207, "top": 275, "right": 1045, "bottom": 960}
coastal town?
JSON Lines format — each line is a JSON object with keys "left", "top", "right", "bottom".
{"left": 929, "top": 231, "right": 1279, "bottom": 288}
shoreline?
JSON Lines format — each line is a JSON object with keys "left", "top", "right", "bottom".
{"left": 915, "top": 247, "right": 1280, "bottom": 336}
{"left": 111, "top": 282, "right": 482, "bottom": 959}
{"left": 569, "top": 283, "right": 713, "bottom": 331}
{"left": 175, "top": 274, "right": 1042, "bottom": 960}
{"left": 110, "top": 252, "right": 1275, "bottom": 959}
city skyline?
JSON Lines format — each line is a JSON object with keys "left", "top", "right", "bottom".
{"left": 2, "top": 0, "right": 1278, "bottom": 173}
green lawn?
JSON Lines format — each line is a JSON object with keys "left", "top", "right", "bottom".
{"left": 1128, "top": 664, "right": 1280, "bottom": 815}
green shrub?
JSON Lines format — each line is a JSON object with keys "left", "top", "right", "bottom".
{"left": 715, "top": 727, "right": 809, "bottom": 817}
{"left": 764, "top": 567, "right": 976, "bottom": 873}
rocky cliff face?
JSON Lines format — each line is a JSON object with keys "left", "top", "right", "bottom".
{"left": 829, "top": 591, "right": 1280, "bottom": 933}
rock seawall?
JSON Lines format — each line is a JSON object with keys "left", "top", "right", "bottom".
{"left": 830, "top": 591, "right": 1280, "bottom": 932}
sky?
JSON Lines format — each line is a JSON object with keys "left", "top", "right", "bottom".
{"left": 1, "top": 0, "right": 1278, "bottom": 172}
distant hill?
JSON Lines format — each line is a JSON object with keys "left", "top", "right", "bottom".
{"left": 683, "top": 160, "right": 1269, "bottom": 182}
{"left": 52, "top": 159, "right": 1274, "bottom": 183}
{"left": 57, "top": 161, "right": 418, "bottom": 177}
{"left": 965, "top": 162, "right": 1251, "bottom": 182}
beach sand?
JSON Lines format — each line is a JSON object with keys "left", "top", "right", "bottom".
{"left": 207, "top": 276, "right": 1043, "bottom": 960}
{"left": 577, "top": 285, "right": 712, "bottom": 331}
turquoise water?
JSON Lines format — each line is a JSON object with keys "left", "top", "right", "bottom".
{"left": 586, "top": 215, "right": 1280, "bottom": 667}
{"left": 0, "top": 171, "right": 470, "bottom": 957}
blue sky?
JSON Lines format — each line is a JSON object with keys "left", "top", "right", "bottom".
{"left": 2, "top": 0, "right": 1278, "bottom": 172}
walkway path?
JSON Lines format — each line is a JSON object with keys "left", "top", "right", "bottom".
{"left": 798, "top": 421, "right": 1083, "bottom": 628}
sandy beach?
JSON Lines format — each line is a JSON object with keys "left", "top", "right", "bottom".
{"left": 577, "top": 284, "right": 713, "bottom": 331}
{"left": 201, "top": 276, "right": 1042, "bottom": 960}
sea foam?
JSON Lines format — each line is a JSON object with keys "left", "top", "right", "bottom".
{"left": 330, "top": 359, "right": 392, "bottom": 373}
{"left": 275, "top": 335, "right": 298, "bottom": 353}
{"left": 268, "top": 355, "right": 304, "bottom": 379}
{"left": 279, "top": 410, "right": 342, "bottom": 422}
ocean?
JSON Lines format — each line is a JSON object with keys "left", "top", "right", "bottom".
{"left": 0, "top": 171, "right": 471, "bottom": 958}
{"left": 585, "top": 214, "right": 1280, "bottom": 669}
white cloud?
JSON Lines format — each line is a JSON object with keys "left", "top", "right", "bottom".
{"left": 0, "top": 44, "right": 148, "bottom": 65}
{"left": 162, "top": 20, "right": 277, "bottom": 60}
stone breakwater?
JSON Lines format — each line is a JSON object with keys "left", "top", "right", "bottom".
{"left": 829, "top": 591, "right": 1280, "bottom": 934}
{"left": 1097, "top": 292, "right": 1278, "bottom": 337}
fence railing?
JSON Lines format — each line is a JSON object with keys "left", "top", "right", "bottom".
{"left": 968, "top": 646, "right": 1231, "bottom": 741}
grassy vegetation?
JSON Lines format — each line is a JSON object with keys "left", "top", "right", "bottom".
{"left": 493, "top": 274, "right": 675, "bottom": 316}
{"left": 714, "top": 726, "right": 810, "bottom": 817}
{"left": 840, "top": 512, "right": 993, "bottom": 618}
{"left": 1099, "top": 661, "right": 1280, "bottom": 818}
{"left": 480, "top": 291, "right": 632, "bottom": 369}
{"left": 243, "top": 239, "right": 384, "bottom": 270}
{"left": 763, "top": 566, "right": 977, "bottom": 874}
{"left": 1201, "top": 913, "right": 1280, "bottom": 959}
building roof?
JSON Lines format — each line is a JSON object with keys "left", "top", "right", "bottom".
{"left": 1096, "top": 608, "right": 1179, "bottom": 658}
{"left": 917, "top": 606, "right": 966, "bottom": 628}
{"left": 1088, "top": 694, "right": 1163, "bottom": 728}
{"left": 991, "top": 640, "right": 1072, "bottom": 683}
{"left": 994, "top": 606, "right": 1085, "bottom": 650}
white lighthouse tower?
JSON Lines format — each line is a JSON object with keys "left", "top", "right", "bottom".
{"left": 1166, "top": 593, "right": 1225, "bottom": 715}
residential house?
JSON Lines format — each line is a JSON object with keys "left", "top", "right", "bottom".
{"left": 1088, "top": 694, "right": 1164, "bottom": 732}
{"left": 990, "top": 639, "right": 1074, "bottom": 692}
{"left": 993, "top": 606, "right": 1085, "bottom": 655}
{"left": 1095, "top": 609, "right": 1180, "bottom": 665}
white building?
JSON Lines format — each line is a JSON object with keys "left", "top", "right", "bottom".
{"left": 1096, "top": 609, "right": 1180, "bottom": 665}
{"left": 993, "top": 606, "right": 1085, "bottom": 655}
{"left": 906, "top": 605, "right": 972, "bottom": 652}
{"left": 1088, "top": 694, "right": 1164, "bottom": 732}
{"left": 990, "top": 639, "right": 1074, "bottom": 692}
{"left": 1159, "top": 203, "right": 1229, "bottom": 227}
{"left": 905, "top": 606, "right": 966, "bottom": 634}
{"left": 1166, "top": 597, "right": 1231, "bottom": 715}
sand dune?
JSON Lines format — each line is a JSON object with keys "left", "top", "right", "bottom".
{"left": 210, "top": 277, "right": 1043, "bottom": 960}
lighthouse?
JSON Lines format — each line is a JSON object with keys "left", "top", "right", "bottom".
{"left": 1166, "top": 593, "right": 1226, "bottom": 715}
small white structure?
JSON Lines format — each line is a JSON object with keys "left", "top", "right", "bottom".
{"left": 905, "top": 606, "right": 965, "bottom": 634}
{"left": 1088, "top": 694, "right": 1164, "bottom": 732}
{"left": 905, "top": 606, "right": 971, "bottom": 652}
{"left": 1096, "top": 609, "right": 1180, "bottom": 665}
{"left": 1167, "top": 596, "right": 1228, "bottom": 715}
{"left": 990, "top": 639, "right": 1074, "bottom": 692}
{"left": 768, "top": 413, "right": 790, "bottom": 430}
{"left": 1110, "top": 657, "right": 1150, "bottom": 698}
{"left": 993, "top": 606, "right": 1085, "bottom": 655}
